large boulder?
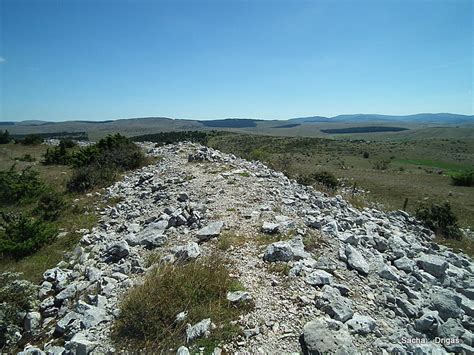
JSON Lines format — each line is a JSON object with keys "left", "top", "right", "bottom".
{"left": 301, "top": 318, "right": 356, "bottom": 354}
{"left": 430, "top": 289, "right": 462, "bottom": 321}
{"left": 174, "top": 242, "right": 201, "bottom": 262}
{"left": 305, "top": 270, "right": 333, "bottom": 287}
{"left": 416, "top": 254, "right": 448, "bottom": 278}
{"left": 196, "top": 222, "right": 224, "bottom": 241}
{"left": 104, "top": 241, "right": 129, "bottom": 262}
{"left": 263, "top": 237, "right": 309, "bottom": 262}
{"left": 315, "top": 286, "right": 354, "bottom": 323}
{"left": 261, "top": 222, "right": 279, "bottom": 234}
{"left": 346, "top": 313, "right": 376, "bottom": 335}
{"left": 344, "top": 245, "right": 370, "bottom": 275}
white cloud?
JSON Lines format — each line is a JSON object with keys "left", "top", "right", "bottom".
{"left": 0, "top": 57, "right": 6, "bottom": 63}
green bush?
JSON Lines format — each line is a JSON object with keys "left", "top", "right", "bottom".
{"left": 43, "top": 140, "right": 75, "bottom": 165}
{"left": 0, "top": 166, "right": 45, "bottom": 205}
{"left": 0, "top": 213, "right": 57, "bottom": 258}
{"left": 415, "top": 202, "right": 462, "bottom": 240}
{"left": 67, "top": 163, "right": 117, "bottom": 192}
{"left": 15, "top": 154, "right": 36, "bottom": 162}
{"left": 298, "top": 171, "right": 339, "bottom": 190}
{"left": 451, "top": 171, "right": 474, "bottom": 187}
{"left": 362, "top": 151, "right": 369, "bottom": 159}
{"left": 0, "top": 272, "right": 38, "bottom": 350}
{"left": 67, "top": 134, "right": 146, "bottom": 192}
{"left": 113, "top": 256, "right": 250, "bottom": 351}
{"left": 20, "top": 134, "right": 43, "bottom": 145}
{"left": 34, "top": 191, "right": 67, "bottom": 221}
{"left": 0, "top": 130, "right": 12, "bottom": 144}
{"left": 373, "top": 159, "right": 391, "bottom": 170}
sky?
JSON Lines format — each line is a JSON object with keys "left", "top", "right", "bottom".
{"left": 0, "top": 0, "right": 472, "bottom": 122}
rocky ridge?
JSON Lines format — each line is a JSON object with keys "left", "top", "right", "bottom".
{"left": 19, "top": 142, "right": 474, "bottom": 354}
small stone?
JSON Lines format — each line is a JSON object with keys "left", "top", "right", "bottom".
{"left": 186, "top": 318, "right": 212, "bottom": 343}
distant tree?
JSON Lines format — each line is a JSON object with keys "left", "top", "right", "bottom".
{"left": 20, "top": 134, "right": 43, "bottom": 145}
{"left": 0, "top": 130, "right": 11, "bottom": 144}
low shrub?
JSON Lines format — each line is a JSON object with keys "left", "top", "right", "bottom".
{"left": 451, "top": 171, "right": 474, "bottom": 187}
{"left": 0, "top": 166, "right": 45, "bottom": 205}
{"left": 298, "top": 171, "right": 339, "bottom": 190}
{"left": 415, "top": 202, "right": 462, "bottom": 240}
{"left": 0, "top": 213, "right": 57, "bottom": 258}
{"left": 362, "top": 151, "right": 369, "bottom": 159}
{"left": 0, "top": 130, "right": 12, "bottom": 144}
{"left": 373, "top": 159, "right": 391, "bottom": 170}
{"left": 19, "top": 135, "right": 43, "bottom": 145}
{"left": 113, "top": 256, "right": 249, "bottom": 351}
{"left": 0, "top": 272, "right": 38, "bottom": 350}
{"left": 15, "top": 154, "right": 36, "bottom": 162}
{"left": 43, "top": 141, "right": 72, "bottom": 165}
{"left": 67, "top": 163, "right": 117, "bottom": 192}
{"left": 67, "top": 134, "right": 146, "bottom": 192}
{"left": 34, "top": 191, "right": 67, "bottom": 221}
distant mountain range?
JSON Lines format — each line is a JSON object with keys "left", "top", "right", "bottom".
{"left": 290, "top": 113, "right": 474, "bottom": 124}
{"left": 2, "top": 113, "right": 472, "bottom": 126}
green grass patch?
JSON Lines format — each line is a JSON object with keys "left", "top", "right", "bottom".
{"left": 112, "top": 255, "right": 251, "bottom": 352}
{"left": 395, "top": 159, "right": 472, "bottom": 174}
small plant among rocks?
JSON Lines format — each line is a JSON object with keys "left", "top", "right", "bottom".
{"left": 415, "top": 201, "right": 462, "bottom": 240}
{"left": 112, "top": 255, "right": 250, "bottom": 352}
{"left": 0, "top": 272, "right": 38, "bottom": 351}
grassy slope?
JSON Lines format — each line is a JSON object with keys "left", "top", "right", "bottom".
{"left": 0, "top": 143, "right": 101, "bottom": 282}
{"left": 207, "top": 135, "right": 474, "bottom": 228}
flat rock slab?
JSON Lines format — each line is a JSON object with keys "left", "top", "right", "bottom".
{"left": 196, "top": 221, "right": 224, "bottom": 241}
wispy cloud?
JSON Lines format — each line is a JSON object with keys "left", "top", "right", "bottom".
{"left": 0, "top": 57, "right": 6, "bottom": 63}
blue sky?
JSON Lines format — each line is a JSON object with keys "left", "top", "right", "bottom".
{"left": 0, "top": 0, "right": 472, "bottom": 121}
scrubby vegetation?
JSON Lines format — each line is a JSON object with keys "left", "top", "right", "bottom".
{"left": 415, "top": 202, "right": 462, "bottom": 240}
{"left": 0, "top": 166, "right": 45, "bottom": 205}
{"left": 67, "top": 134, "right": 147, "bottom": 192}
{"left": 0, "top": 213, "right": 57, "bottom": 258}
{"left": 19, "top": 135, "right": 43, "bottom": 146}
{"left": 451, "top": 171, "right": 474, "bottom": 187}
{"left": 132, "top": 130, "right": 211, "bottom": 145}
{"left": 0, "top": 272, "right": 38, "bottom": 350}
{"left": 42, "top": 139, "right": 76, "bottom": 165}
{"left": 0, "top": 130, "right": 12, "bottom": 144}
{"left": 297, "top": 171, "right": 339, "bottom": 190}
{"left": 113, "top": 255, "right": 250, "bottom": 351}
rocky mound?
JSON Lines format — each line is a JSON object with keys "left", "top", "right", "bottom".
{"left": 18, "top": 142, "right": 474, "bottom": 354}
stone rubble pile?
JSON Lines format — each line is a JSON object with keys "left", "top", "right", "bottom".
{"left": 17, "top": 142, "right": 474, "bottom": 354}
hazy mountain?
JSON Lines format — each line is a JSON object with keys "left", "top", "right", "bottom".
{"left": 290, "top": 113, "right": 473, "bottom": 124}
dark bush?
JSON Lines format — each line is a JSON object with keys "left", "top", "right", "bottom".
{"left": 34, "top": 191, "right": 67, "bottom": 221}
{"left": 0, "top": 166, "right": 45, "bottom": 205}
{"left": 0, "top": 130, "right": 11, "bottom": 144}
{"left": 415, "top": 202, "right": 462, "bottom": 240}
{"left": 373, "top": 159, "right": 390, "bottom": 170}
{"left": 43, "top": 139, "right": 78, "bottom": 165}
{"left": 0, "top": 213, "right": 57, "bottom": 258}
{"left": 451, "top": 171, "right": 474, "bottom": 187}
{"left": 67, "top": 163, "right": 117, "bottom": 192}
{"left": 298, "top": 171, "right": 339, "bottom": 190}
{"left": 67, "top": 134, "right": 146, "bottom": 192}
{"left": 20, "top": 134, "right": 43, "bottom": 145}
{"left": 15, "top": 154, "right": 36, "bottom": 162}
{"left": 363, "top": 151, "right": 369, "bottom": 159}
